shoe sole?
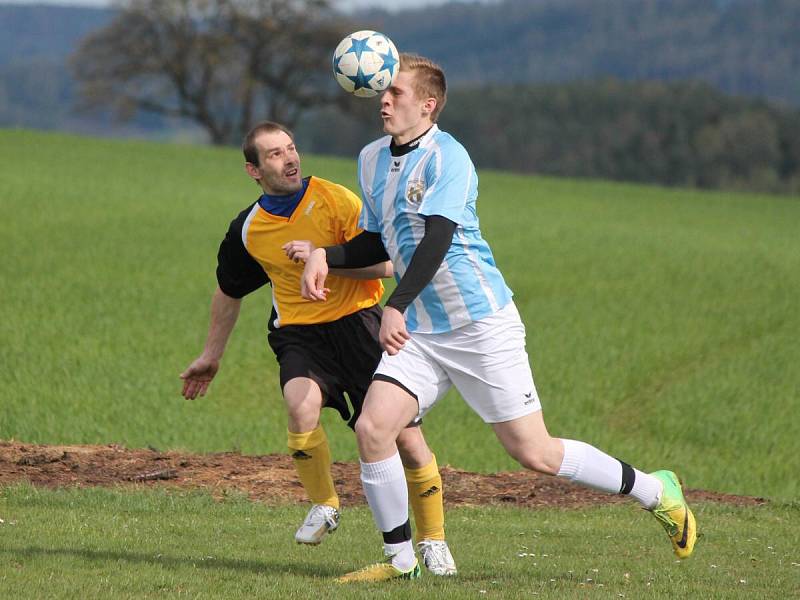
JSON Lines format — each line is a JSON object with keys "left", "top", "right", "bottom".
{"left": 295, "top": 522, "right": 339, "bottom": 545}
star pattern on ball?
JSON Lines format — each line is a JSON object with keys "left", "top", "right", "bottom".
{"left": 332, "top": 51, "right": 344, "bottom": 74}
{"left": 379, "top": 49, "right": 398, "bottom": 74}
{"left": 345, "top": 35, "right": 372, "bottom": 59}
{"left": 332, "top": 32, "right": 398, "bottom": 96}
{"left": 346, "top": 66, "right": 372, "bottom": 92}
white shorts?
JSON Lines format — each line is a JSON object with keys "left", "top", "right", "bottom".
{"left": 373, "top": 302, "right": 542, "bottom": 423}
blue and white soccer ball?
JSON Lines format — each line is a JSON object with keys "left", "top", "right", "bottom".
{"left": 332, "top": 30, "right": 400, "bottom": 98}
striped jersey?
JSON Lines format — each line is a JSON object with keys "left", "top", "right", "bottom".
{"left": 216, "top": 176, "right": 383, "bottom": 329}
{"left": 358, "top": 125, "right": 512, "bottom": 333}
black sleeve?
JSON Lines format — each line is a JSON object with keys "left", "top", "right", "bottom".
{"left": 324, "top": 231, "right": 390, "bottom": 268}
{"left": 385, "top": 215, "right": 457, "bottom": 314}
{"left": 216, "top": 205, "right": 270, "bottom": 298}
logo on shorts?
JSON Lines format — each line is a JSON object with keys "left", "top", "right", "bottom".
{"left": 523, "top": 391, "right": 535, "bottom": 406}
{"left": 406, "top": 179, "right": 426, "bottom": 205}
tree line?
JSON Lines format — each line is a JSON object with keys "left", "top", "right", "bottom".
{"left": 445, "top": 79, "right": 800, "bottom": 194}
{"left": 301, "top": 79, "right": 800, "bottom": 195}
{"left": 3, "top": 0, "right": 798, "bottom": 194}
{"left": 374, "top": 0, "right": 800, "bottom": 107}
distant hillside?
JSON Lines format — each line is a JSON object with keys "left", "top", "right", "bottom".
{"left": 0, "top": 4, "right": 183, "bottom": 135}
{"left": 301, "top": 78, "right": 800, "bottom": 194}
{"left": 0, "top": 4, "right": 112, "bottom": 66}
{"left": 1, "top": 0, "right": 799, "bottom": 193}
{"left": 367, "top": 0, "right": 800, "bottom": 107}
{"left": 2, "top": 0, "right": 799, "bottom": 128}
{"left": 0, "top": 5, "right": 107, "bottom": 131}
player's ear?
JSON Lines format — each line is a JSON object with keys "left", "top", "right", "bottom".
{"left": 245, "top": 162, "right": 260, "bottom": 180}
{"left": 422, "top": 97, "right": 437, "bottom": 118}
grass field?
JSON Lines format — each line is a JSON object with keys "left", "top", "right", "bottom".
{"left": 1, "top": 128, "right": 799, "bottom": 500}
{"left": 1, "top": 484, "right": 799, "bottom": 599}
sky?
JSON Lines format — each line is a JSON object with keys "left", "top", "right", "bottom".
{"left": 0, "top": 0, "right": 475, "bottom": 9}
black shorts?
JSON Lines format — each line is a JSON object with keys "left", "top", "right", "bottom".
{"left": 267, "top": 304, "right": 383, "bottom": 429}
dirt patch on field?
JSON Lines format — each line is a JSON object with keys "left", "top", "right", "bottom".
{"left": 0, "top": 440, "right": 766, "bottom": 508}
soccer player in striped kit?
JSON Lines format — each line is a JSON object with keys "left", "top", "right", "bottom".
{"left": 297, "top": 54, "right": 697, "bottom": 582}
{"left": 180, "top": 120, "right": 456, "bottom": 575}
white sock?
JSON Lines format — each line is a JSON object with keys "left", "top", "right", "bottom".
{"left": 384, "top": 541, "right": 417, "bottom": 571}
{"left": 360, "top": 452, "right": 410, "bottom": 535}
{"left": 557, "top": 439, "right": 662, "bottom": 508}
{"left": 629, "top": 470, "right": 663, "bottom": 509}
{"left": 557, "top": 439, "right": 622, "bottom": 494}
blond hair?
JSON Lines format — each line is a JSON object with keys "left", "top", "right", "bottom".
{"left": 399, "top": 53, "right": 447, "bottom": 122}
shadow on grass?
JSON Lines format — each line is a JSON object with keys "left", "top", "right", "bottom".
{"left": 1, "top": 545, "right": 342, "bottom": 578}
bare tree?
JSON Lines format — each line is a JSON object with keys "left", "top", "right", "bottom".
{"left": 71, "top": 0, "right": 349, "bottom": 145}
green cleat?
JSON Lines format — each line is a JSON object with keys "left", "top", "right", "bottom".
{"left": 336, "top": 556, "right": 421, "bottom": 583}
{"left": 649, "top": 470, "right": 697, "bottom": 559}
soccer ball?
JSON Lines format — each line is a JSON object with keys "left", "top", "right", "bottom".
{"left": 332, "top": 30, "right": 399, "bottom": 98}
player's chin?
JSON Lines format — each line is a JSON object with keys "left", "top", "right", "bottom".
{"left": 284, "top": 177, "right": 302, "bottom": 191}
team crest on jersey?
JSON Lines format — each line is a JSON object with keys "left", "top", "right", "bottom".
{"left": 406, "top": 179, "right": 426, "bottom": 205}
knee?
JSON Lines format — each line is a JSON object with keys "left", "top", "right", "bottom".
{"left": 354, "top": 412, "right": 400, "bottom": 455}
{"left": 395, "top": 427, "right": 432, "bottom": 468}
{"left": 354, "top": 413, "right": 380, "bottom": 446}
{"left": 395, "top": 430, "right": 419, "bottom": 455}
{"left": 283, "top": 379, "right": 323, "bottom": 431}
{"left": 285, "top": 397, "right": 321, "bottom": 431}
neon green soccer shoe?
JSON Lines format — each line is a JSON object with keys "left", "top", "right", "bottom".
{"left": 650, "top": 470, "right": 697, "bottom": 559}
{"left": 335, "top": 556, "right": 421, "bottom": 583}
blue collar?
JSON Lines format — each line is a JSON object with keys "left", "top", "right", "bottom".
{"left": 257, "top": 177, "right": 310, "bottom": 217}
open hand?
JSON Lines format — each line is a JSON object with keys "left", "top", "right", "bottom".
{"left": 179, "top": 356, "right": 219, "bottom": 399}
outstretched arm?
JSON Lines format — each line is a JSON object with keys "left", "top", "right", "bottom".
{"left": 180, "top": 287, "right": 242, "bottom": 399}
{"left": 301, "top": 231, "right": 389, "bottom": 300}
{"left": 330, "top": 262, "right": 394, "bottom": 280}
{"left": 282, "top": 239, "right": 393, "bottom": 279}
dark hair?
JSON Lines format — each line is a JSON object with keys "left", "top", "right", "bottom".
{"left": 242, "top": 121, "right": 294, "bottom": 165}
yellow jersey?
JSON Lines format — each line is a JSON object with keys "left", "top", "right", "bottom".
{"left": 216, "top": 176, "right": 383, "bottom": 328}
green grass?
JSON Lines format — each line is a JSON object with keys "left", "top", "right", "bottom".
{"left": 1, "top": 129, "right": 799, "bottom": 500}
{"left": 1, "top": 484, "right": 799, "bottom": 599}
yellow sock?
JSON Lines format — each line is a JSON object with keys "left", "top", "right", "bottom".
{"left": 405, "top": 454, "right": 445, "bottom": 543}
{"left": 287, "top": 426, "right": 339, "bottom": 509}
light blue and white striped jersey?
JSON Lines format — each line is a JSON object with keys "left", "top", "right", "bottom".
{"left": 358, "top": 125, "right": 513, "bottom": 333}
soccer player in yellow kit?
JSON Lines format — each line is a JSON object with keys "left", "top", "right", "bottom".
{"left": 180, "top": 121, "right": 456, "bottom": 575}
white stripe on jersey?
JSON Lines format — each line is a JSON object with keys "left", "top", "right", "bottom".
{"left": 381, "top": 155, "right": 437, "bottom": 331}
{"left": 270, "top": 285, "right": 281, "bottom": 329}
{"left": 426, "top": 260, "right": 472, "bottom": 327}
{"left": 456, "top": 228, "right": 501, "bottom": 313}
{"left": 423, "top": 154, "right": 482, "bottom": 325}
{"left": 358, "top": 125, "right": 512, "bottom": 333}
{"left": 241, "top": 203, "right": 260, "bottom": 249}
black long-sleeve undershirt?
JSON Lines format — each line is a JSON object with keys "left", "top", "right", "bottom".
{"left": 324, "top": 215, "right": 458, "bottom": 314}
{"left": 324, "top": 231, "right": 389, "bottom": 268}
